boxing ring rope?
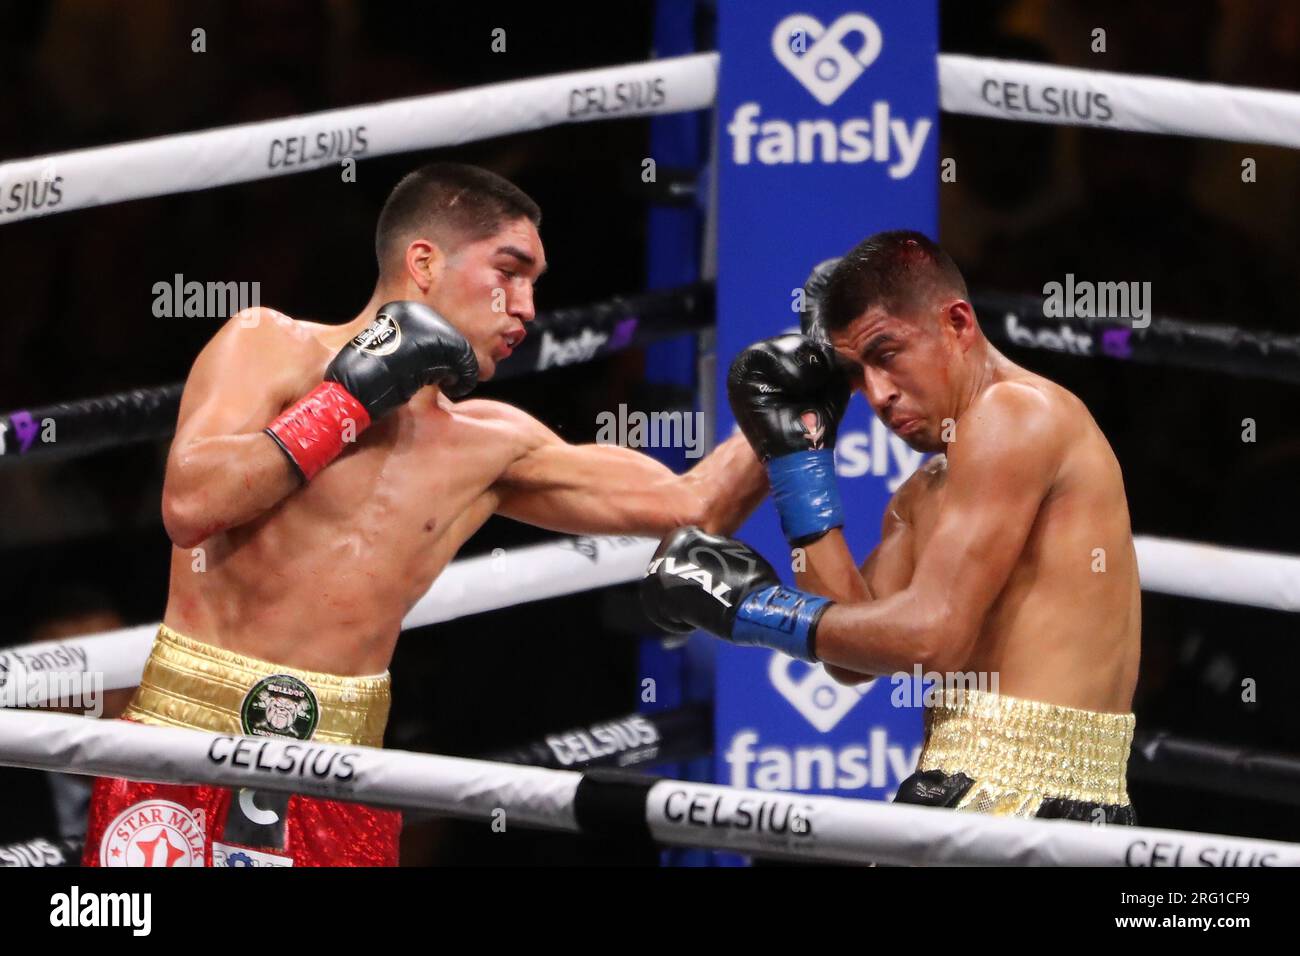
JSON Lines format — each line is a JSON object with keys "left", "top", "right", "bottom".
{"left": 5, "top": 285, "right": 1297, "bottom": 464}
{"left": 0, "top": 283, "right": 714, "bottom": 461}
{"left": 4, "top": 52, "right": 1299, "bottom": 226}
{"left": 977, "top": 291, "right": 1300, "bottom": 386}
{"left": 492, "top": 703, "right": 1300, "bottom": 811}
{"left": 10, "top": 703, "right": 1299, "bottom": 866}
{"left": 2, "top": 534, "right": 659, "bottom": 700}
{"left": 1, "top": 709, "right": 1295, "bottom": 866}
{"left": 939, "top": 55, "right": 1300, "bottom": 149}
{"left": 0, "top": 54, "right": 719, "bottom": 224}
{"left": 1134, "top": 537, "right": 1300, "bottom": 612}
{"left": 3, "top": 530, "right": 1298, "bottom": 706}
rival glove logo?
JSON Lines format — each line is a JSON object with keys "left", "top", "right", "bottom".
{"left": 645, "top": 556, "right": 735, "bottom": 607}
{"left": 773, "top": 13, "right": 883, "bottom": 106}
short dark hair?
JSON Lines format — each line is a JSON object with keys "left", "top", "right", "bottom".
{"left": 374, "top": 162, "right": 541, "bottom": 273}
{"left": 821, "top": 230, "right": 968, "bottom": 333}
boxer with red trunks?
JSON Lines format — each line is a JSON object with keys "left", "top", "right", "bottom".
{"left": 84, "top": 163, "right": 766, "bottom": 867}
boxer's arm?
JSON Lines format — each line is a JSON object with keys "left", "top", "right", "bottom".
{"left": 795, "top": 483, "right": 917, "bottom": 602}
{"left": 811, "top": 384, "right": 1060, "bottom": 675}
{"left": 161, "top": 310, "right": 308, "bottom": 548}
{"left": 491, "top": 408, "right": 767, "bottom": 536}
{"left": 799, "top": 500, "right": 916, "bottom": 684}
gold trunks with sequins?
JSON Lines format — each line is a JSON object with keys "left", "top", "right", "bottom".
{"left": 123, "top": 624, "right": 390, "bottom": 748}
{"left": 915, "top": 687, "right": 1134, "bottom": 817}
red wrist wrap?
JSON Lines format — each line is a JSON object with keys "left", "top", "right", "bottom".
{"left": 264, "top": 382, "right": 372, "bottom": 481}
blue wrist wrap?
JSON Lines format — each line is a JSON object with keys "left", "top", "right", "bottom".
{"left": 767, "top": 450, "right": 845, "bottom": 545}
{"left": 731, "top": 584, "right": 831, "bottom": 662}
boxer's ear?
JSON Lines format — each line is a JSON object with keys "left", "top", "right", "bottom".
{"left": 405, "top": 238, "right": 445, "bottom": 294}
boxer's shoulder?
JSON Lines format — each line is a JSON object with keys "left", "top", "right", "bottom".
{"left": 186, "top": 307, "right": 319, "bottom": 395}
{"left": 212, "top": 307, "right": 321, "bottom": 356}
{"left": 444, "top": 398, "right": 553, "bottom": 454}
{"left": 227, "top": 305, "right": 305, "bottom": 333}
{"left": 979, "top": 373, "right": 1090, "bottom": 433}
{"left": 962, "top": 378, "right": 1067, "bottom": 447}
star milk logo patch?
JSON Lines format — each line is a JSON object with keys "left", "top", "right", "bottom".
{"left": 241, "top": 674, "right": 320, "bottom": 740}
{"left": 773, "top": 13, "right": 883, "bottom": 106}
{"left": 99, "top": 799, "right": 206, "bottom": 867}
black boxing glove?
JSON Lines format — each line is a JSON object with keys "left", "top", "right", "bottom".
{"left": 727, "top": 333, "right": 850, "bottom": 546}
{"left": 265, "top": 301, "right": 478, "bottom": 481}
{"left": 326, "top": 300, "right": 479, "bottom": 416}
{"left": 641, "top": 527, "right": 832, "bottom": 661}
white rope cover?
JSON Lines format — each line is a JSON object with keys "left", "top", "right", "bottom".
{"left": 0, "top": 535, "right": 658, "bottom": 701}
{"left": 940, "top": 54, "right": 1300, "bottom": 150}
{"left": 0, "top": 53, "right": 718, "bottom": 224}
{"left": 0, "top": 710, "right": 580, "bottom": 833}
{"left": 0, "top": 710, "right": 1294, "bottom": 867}
{"left": 641, "top": 779, "right": 1297, "bottom": 867}
{"left": 1135, "top": 536, "right": 1300, "bottom": 613}
{"left": 2, "top": 532, "right": 1297, "bottom": 705}
{"left": 4, "top": 52, "right": 1298, "bottom": 224}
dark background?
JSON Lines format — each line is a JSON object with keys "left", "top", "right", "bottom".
{"left": 0, "top": 0, "right": 1297, "bottom": 862}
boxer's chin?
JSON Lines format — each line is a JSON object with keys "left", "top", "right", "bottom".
{"left": 474, "top": 351, "right": 497, "bottom": 381}
{"left": 898, "top": 427, "right": 943, "bottom": 453}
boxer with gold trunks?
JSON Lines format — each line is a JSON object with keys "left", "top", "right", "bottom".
{"left": 641, "top": 230, "right": 1140, "bottom": 824}
{"left": 84, "top": 163, "right": 768, "bottom": 867}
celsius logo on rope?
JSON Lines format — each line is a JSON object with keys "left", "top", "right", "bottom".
{"left": 727, "top": 14, "right": 931, "bottom": 178}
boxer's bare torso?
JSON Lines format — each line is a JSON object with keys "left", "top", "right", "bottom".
{"left": 808, "top": 364, "right": 1140, "bottom": 714}
{"left": 162, "top": 309, "right": 762, "bottom": 675}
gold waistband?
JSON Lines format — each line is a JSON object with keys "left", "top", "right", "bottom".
{"left": 123, "top": 625, "right": 390, "bottom": 748}
{"left": 917, "top": 688, "right": 1133, "bottom": 816}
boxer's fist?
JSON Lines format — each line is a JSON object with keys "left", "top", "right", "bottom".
{"left": 641, "top": 527, "right": 779, "bottom": 637}
{"left": 327, "top": 301, "right": 479, "bottom": 420}
{"left": 727, "top": 334, "right": 850, "bottom": 461}
{"left": 641, "top": 527, "right": 831, "bottom": 661}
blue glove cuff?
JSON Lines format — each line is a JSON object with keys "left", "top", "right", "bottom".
{"left": 767, "top": 449, "right": 844, "bottom": 546}
{"left": 732, "top": 585, "right": 831, "bottom": 662}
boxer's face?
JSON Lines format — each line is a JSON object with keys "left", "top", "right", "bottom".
{"left": 428, "top": 217, "right": 546, "bottom": 380}
{"left": 831, "top": 298, "right": 970, "bottom": 452}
